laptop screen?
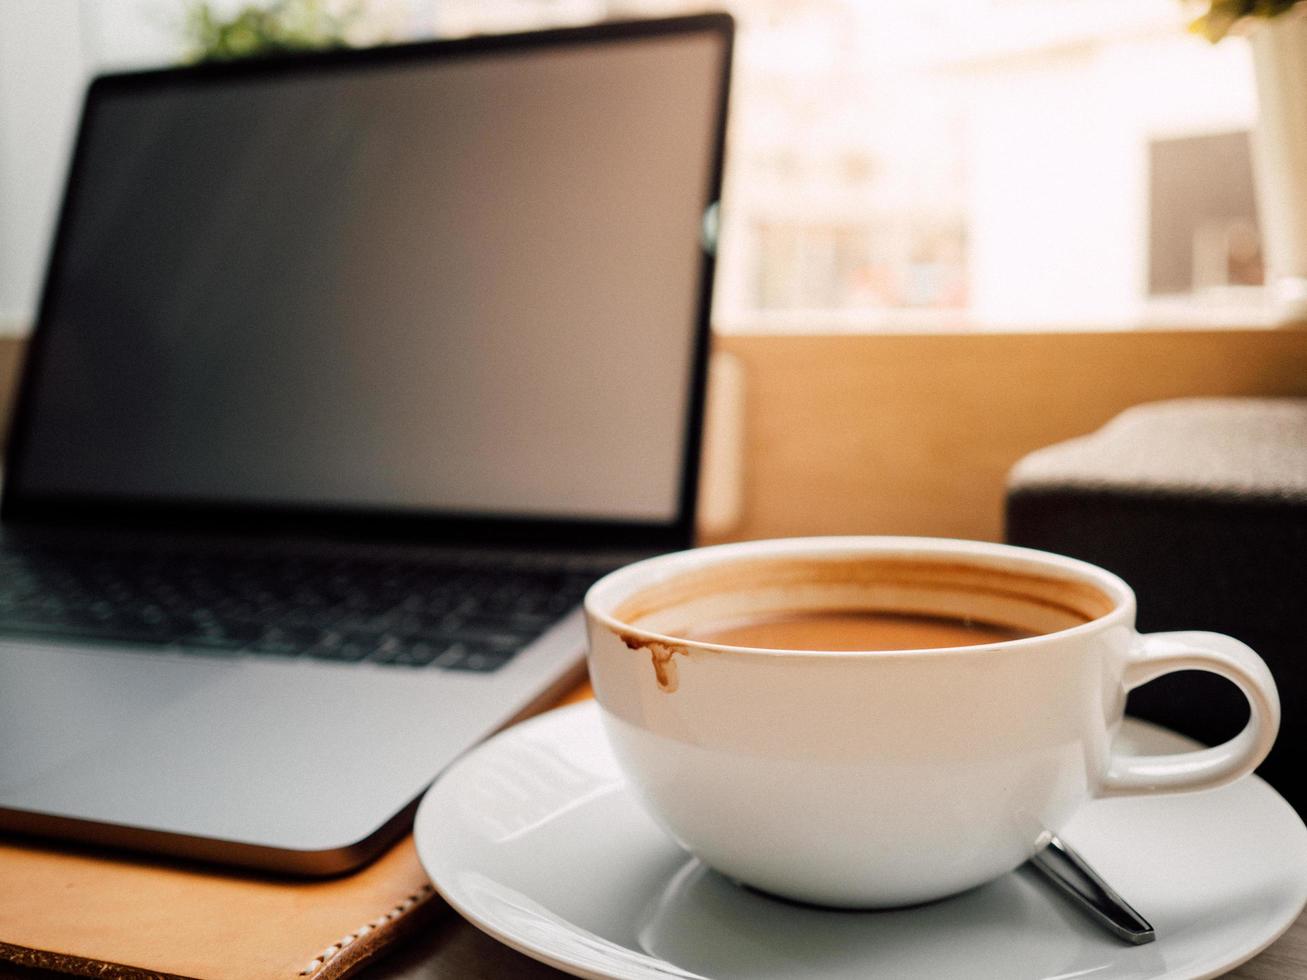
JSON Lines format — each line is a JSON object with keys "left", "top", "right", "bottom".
{"left": 7, "top": 18, "right": 729, "bottom": 537}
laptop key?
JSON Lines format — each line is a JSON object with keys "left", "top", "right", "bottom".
{"left": 305, "top": 630, "right": 377, "bottom": 663}
{"left": 430, "top": 643, "right": 472, "bottom": 669}
{"left": 453, "top": 612, "right": 556, "bottom": 637}
{"left": 247, "top": 626, "right": 322, "bottom": 657}
{"left": 442, "top": 643, "right": 516, "bottom": 672}
{"left": 440, "top": 627, "right": 535, "bottom": 650}
{"left": 369, "top": 637, "right": 445, "bottom": 666}
{"left": 276, "top": 605, "right": 348, "bottom": 630}
{"left": 178, "top": 621, "right": 265, "bottom": 650}
{"left": 177, "top": 633, "right": 249, "bottom": 652}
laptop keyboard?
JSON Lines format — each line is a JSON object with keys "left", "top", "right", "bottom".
{"left": 0, "top": 544, "right": 607, "bottom": 671}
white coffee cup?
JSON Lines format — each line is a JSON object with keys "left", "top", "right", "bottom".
{"left": 583, "top": 536, "right": 1280, "bottom": 908}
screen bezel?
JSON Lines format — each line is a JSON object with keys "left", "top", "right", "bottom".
{"left": 2, "top": 13, "right": 733, "bottom": 553}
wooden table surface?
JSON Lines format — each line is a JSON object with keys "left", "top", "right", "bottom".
{"left": 2, "top": 681, "right": 1304, "bottom": 980}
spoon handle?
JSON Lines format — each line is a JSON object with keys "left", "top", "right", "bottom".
{"left": 1029, "top": 835, "right": 1156, "bottom": 945}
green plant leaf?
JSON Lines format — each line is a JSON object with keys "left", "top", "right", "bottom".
{"left": 182, "top": 0, "right": 359, "bottom": 63}
{"left": 1189, "top": 0, "right": 1305, "bottom": 42}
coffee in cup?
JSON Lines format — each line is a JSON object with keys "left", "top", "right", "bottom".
{"left": 583, "top": 537, "right": 1280, "bottom": 908}
{"left": 682, "top": 609, "right": 1035, "bottom": 651}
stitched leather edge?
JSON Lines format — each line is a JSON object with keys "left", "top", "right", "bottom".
{"left": 0, "top": 941, "right": 192, "bottom": 980}
{"left": 299, "top": 883, "right": 439, "bottom": 980}
{"left": 0, "top": 884, "right": 440, "bottom": 980}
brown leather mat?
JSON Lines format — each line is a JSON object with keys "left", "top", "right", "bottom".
{"left": 0, "top": 832, "right": 436, "bottom": 980}
{"left": 0, "top": 687, "right": 594, "bottom": 980}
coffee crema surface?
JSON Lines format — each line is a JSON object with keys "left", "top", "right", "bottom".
{"left": 614, "top": 555, "right": 1115, "bottom": 649}
{"left": 682, "top": 610, "right": 1035, "bottom": 651}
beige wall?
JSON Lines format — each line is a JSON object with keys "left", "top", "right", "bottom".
{"left": 706, "top": 328, "right": 1307, "bottom": 544}
{"left": 3, "top": 329, "right": 1305, "bottom": 545}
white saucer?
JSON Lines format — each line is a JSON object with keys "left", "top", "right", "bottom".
{"left": 415, "top": 702, "right": 1307, "bottom": 980}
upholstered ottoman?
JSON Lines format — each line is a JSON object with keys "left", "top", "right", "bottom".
{"left": 1005, "top": 398, "right": 1307, "bottom": 811}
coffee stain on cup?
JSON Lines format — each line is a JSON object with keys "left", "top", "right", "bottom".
{"left": 617, "top": 631, "right": 684, "bottom": 693}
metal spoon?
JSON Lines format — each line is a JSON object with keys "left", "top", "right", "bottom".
{"left": 1028, "top": 835, "right": 1156, "bottom": 945}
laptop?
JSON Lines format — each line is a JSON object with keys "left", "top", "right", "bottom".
{"left": 0, "top": 14, "right": 732, "bottom": 874}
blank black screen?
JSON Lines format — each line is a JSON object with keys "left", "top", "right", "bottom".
{"left": 15, "top": 28, "right": 724, "bottom": 524}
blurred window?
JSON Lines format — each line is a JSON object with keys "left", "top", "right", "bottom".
{"left": 0, "top": 0, "right": 1267, "bottom": 333}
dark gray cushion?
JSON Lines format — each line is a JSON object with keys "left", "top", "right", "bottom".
{"left": 1005, "top": 398, "right": 1307, "bottom": 811}
{"left": 1011, "top": 398, "right": 1307, "bottom": 503}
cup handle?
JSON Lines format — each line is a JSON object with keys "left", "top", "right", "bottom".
{"left": 1100, "top": 631, "right": 1280, "bottom": 797}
